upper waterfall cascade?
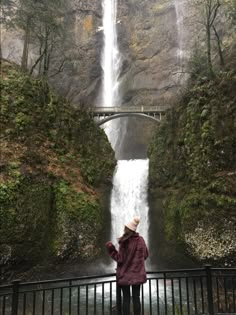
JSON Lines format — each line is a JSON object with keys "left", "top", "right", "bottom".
{"left": 101, "top": 0, "right": 121, "bottom": 107}
{"left": 174, "top": 0, "right": 185, "bottom": 61}
{"left": 100, "top": 0, "right": 127, "bottom": 157}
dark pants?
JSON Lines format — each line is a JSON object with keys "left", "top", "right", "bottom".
{"left": 119, "top": 284, "right": 141, "bottom": 315}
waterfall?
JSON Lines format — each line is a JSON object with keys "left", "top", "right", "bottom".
{"left": 174, "top": 0, "right": 185, "bottom": 63}
{"left": 110, "top": 160, "right": 149, "bottom": 245}
{"left": 101, "top": 0, "right": 121, "bottom": 107}
{"left": 100, "top": 2, "right": 149, "bottom": 249}
{"left": 173, "top": 0, "right": 190, "bottom": 86}
{"left": 100, "top": 0, "right": 128, "bottom": 156}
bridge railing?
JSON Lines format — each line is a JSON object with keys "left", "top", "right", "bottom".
{"left": 92, "top": 105, "right": 171, "bottom": 113}
{"left": 0, "top": 266, "right": 235, "bottom": 315}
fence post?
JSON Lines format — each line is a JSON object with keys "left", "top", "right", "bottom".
{"left": 11, "top": 280, "right": 20, "bottom": 315}
{"left": 205, "top": 265, "right": 214, "bottom": 315}
{"left": 116, "top": 284, "right": 122, "bottom": 315}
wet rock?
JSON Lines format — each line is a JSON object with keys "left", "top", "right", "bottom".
{"left": 184, "top": 220, "right": 236, "bottom": 265}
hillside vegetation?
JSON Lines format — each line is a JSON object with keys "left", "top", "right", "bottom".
{"left": 149, "top": 70, "right": 236, "bottom": 265}
{"left": 0, "top": 60, "right": 115, "bottom": 272}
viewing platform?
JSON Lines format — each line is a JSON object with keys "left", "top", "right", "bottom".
{"left": 1, "top": 266, "right": 235, "bottom": 315}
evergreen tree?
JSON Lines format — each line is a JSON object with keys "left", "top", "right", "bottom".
{"left": 1, "top": 0, "right": 67, "bottom": 77}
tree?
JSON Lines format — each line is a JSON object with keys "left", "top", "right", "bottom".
{"left": 1, "top": 0, "right": 38, "bottom": 71}
{"left": 191, "top": 0, "right": 224, "bottom": 76}
{"left": 212, "top": 24, "right": 225, "bottom": 67}
{"left": 1, "top": 0, "right": 67, "bottom": 77}
{"left": 29, "top": 0, "right": 66, "bottom": 78}
{"left": 0, "top": 0, "right": 16, "bottom": 60}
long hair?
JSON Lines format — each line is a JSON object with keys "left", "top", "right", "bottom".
{"left": 118, "top": 226, "right": 135, "bottom": 243}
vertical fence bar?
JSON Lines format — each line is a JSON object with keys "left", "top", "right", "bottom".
{"left": 141, "top": 284, "right": 144, "bottom": 315}
{"left": 86, "top": 285, "right": 88, "bottom": 315}
{"left": 51, "top": 289, "right": 54, "bottom": 315}
{"left": 193, "top": 278, "right": 197, "bottom": 314}
{"left": 11, "top": 280, "right": 20, "bottom": 315}
{"left": 116, "top": 285, "right": 121, "bottom": 315}
{"left": 200, "top": 276, "right": 205, "bottom": 314}
{"left": 179, "top": 278, "right": 183, "bottom": 315}
{"left": 42, "top": 290, "right": 45, "bottom": 315}
{"left": 94, "top": 284, "right": 96, "bottom": 315}
{"left": 102, "top": 283, "right": 104, "bottom": 315}
{"left": 109, "top": 282, "right": 112, "bottom": 315}
{"left": 224, "top": 277, "right": 228, "bottom": 312}
{"left": 32, "top": 291, "right": 36, "bottom": 315}
{"left": 69, "top": 281, "right": 72, "bottom": 315}
{"left": 216, "top": 276, "right": 220, "bottom": 312}
{"left": 60, "top": 288, "right": 63, "bottom": 315}
{"left": 233, "top": 276, "right": 236, "bottom": 313}
{"left": 156, "top": 279, "right": 160, "bottom": 315}
{"left": 164, "top": 273, "right": 167, "bottom": 315}
{"left": 186, "top": 277, "right": 190, "bottom": 315}
{"left": 77, "top": 286, "right": 80, "bottom": 315}
{"left": 2, "top": 295, "right": 6, "bottom": 315}
{"left": 205, "top": 265, "right": 214, "bottom": 315}
{"left": 22, "top": 293, "right": 26, "bottom": 315}
{"left": 149, "top": 279, "right": 152, "bottom": 315}
{"left": 171, "top": 278, "right": 175, "bottom": 315}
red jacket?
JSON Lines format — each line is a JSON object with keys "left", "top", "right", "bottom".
{"left": 106, "top": 233, "right": 149, "bottom": 286}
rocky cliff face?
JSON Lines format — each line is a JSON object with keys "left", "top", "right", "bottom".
{"left": 118, "top": 0, "right": 180, "bottom": 107}
{"left": 2, "top": 0, "right": 233, "bottom": 105}
{"left": 1, "top": 0, "right": 185, "bottom": 106}
{"left": 62, "top": 0, "right": 185, "bottom": 106}
{"left": 0, "top": 61, "right": 116, "bottom": 275}
{"left": 2, "top": 0, "right": 233, "bottom": 158}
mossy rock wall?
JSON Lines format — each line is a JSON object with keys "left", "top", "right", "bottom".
{"left": 148, "top": 71, "right": 236, "bottom": 265}
{"left": 0, "top": 176, "right": 53, "bottom": 264}
{"left": 0, "top": 61, "right": 116, "bottom": 268}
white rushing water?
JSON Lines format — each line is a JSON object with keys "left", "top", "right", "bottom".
{"left": 100, "top": 0, "right": 127, "bottom": 156}
{"left": 173, "top": 0, "right": 191, "bottom": 86}
{"left": 110, "top": 160, "right": 149, "bottom": 245}
{"left": 100, "top": 2, "right": 149, "bottom": 249}
{"left": 174, "top": 0, "right": 185, "bottom": 62}
{"left": 101, "top": 0, "right": 121, "bottom": 107}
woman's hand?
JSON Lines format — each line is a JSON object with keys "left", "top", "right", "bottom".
{"left": 105, "top": 241, "right": 113, "bottom": 248}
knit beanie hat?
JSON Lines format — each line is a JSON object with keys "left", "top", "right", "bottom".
{"left": 125, "top": 216, "right": 140, "bottom": 232}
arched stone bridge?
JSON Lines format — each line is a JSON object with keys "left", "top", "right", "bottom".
{"left": 91, "top": 106, "right": 171, "bottom": 126}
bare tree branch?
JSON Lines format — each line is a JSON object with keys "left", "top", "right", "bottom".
{"left": 209, "top": 1, "right": 221, "bottom": 27}
{"left": 212, "top": 24, "right": 225, "bottom": 67}
{"left": 49, "top": 58, "right": 66, "bottom": 78}
{"left": 30, "top": 47, "right": 46, "bottom": 75}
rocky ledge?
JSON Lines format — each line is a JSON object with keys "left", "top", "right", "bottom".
{"left": 185, "top": 219, "right": 236, "bottom": 267}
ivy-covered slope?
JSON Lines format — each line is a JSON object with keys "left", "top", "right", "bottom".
{"left": 148, "top": 71, "right": 236, "bottom": 265}
{"left": 0, "top": 60, "right": 116, "bottom": 267}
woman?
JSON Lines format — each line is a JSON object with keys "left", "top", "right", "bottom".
{"left": 105, "top": 216, "right": 149, "bottom": 315}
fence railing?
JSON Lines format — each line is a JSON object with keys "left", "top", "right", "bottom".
{"left": 92, "top": 106, "right": 170, "bottom": 114}
{"left": 0, "top": 266, "right": 235, "bottom": 315}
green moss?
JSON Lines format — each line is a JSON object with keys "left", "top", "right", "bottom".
{"left": 149, "top": 71, "right": 236, "bottom": 251}
{"left": 0, "top": 61, "right": 115, "bottom": 266}
{"left": 55, "top": 180, "right": 101, "bottom": 225}
{"left": 0, "top": 176, "right": 53, "bottom": 263}
{"left": 53, "top": 180, "right": 102, "bottom": 257}
{"left": 1, "top": 62, "right": 115, "bottom": 186}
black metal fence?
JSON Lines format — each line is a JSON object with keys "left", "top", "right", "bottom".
{"left": 0, "top": 266, "right": 235, "bottom": 315}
